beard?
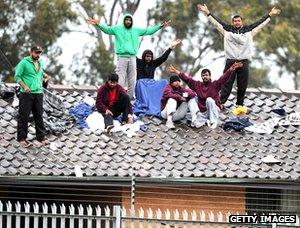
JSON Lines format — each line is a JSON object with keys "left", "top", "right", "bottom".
{"left": 32, "top": 55, "right": 40, "bottom": 61}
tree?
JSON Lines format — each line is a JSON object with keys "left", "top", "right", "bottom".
{"left": 256, "top": 0, "right": 300, "bottom": 89}
{"left": 148, "top": 0, "right": 222, "bottom": 77}
{"left": 0, "top": 0, "right": 77, "bottom": 83}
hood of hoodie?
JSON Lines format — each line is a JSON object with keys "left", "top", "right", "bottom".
{"left": 123, "top": 13, "right": 133, "bottom": 29}
{"left": 142, "top": 49, "right": 154, "bottom": 63}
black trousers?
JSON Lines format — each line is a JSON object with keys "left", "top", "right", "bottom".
{"left": 220, "top": 59, "right": 249, "bottom": 106}
{"left": 102, "top": 94, "right": 131, "bottom": 128}
{"left": 17, "top": 93, "right": 46, "bottom": 141}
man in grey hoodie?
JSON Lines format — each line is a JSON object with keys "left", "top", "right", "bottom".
{"left": 197, "top": 4, "right": 280, "bottom": 113}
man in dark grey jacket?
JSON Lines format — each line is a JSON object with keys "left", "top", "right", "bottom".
{"left": 198, "top": 4, "right": 280, "bottom": 114}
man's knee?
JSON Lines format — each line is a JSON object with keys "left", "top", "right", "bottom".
{"left": 166, "top": 98, "right": 177, "bottom": 106}
{"left": 206, "top": 97, "right": 215, "bottom": 105}
{"left": 122, "top": 94, "right": 131, "bottom": 103}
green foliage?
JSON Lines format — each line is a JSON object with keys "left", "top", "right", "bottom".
{"left": 257, "top": 0, "right": 300, "bottom": 88}
{"left": 0, "top": 0, "right": 77, "bottom": 83}
{"left": 85, "top": 42, "right": 115, "bottom": 85}
{"left": 249, "top": 66, "right": 272, "bottom": 88}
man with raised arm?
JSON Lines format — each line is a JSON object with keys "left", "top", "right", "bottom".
{"left": 137, "top": 39, "right": 181, "bottom": 80}
{"left": 87, "top": 14, "right": 171, "bottom": 100}
{"left": 168, "top": 62, "right": 243, "bottom": 129}
{"left": 197, "top": 4, "right": 280, "bottom": 114}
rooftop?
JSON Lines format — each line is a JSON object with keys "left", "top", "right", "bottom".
{"left": 0, "top": 84, "right": 299, "bottom": 181}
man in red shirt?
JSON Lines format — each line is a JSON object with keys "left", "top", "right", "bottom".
{"left": 96, "top": 73, "right": 133, "bottom": 130}
{"left": 168, "top": 62, "right": 243, "bottom": 128}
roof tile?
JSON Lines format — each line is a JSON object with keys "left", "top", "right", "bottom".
{"left": 0, "top": 86, "right": 299, "bottom": 181}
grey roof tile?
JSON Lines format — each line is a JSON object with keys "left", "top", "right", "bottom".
{"left": 0, "top": 87, "right": 299, "bottom": 181}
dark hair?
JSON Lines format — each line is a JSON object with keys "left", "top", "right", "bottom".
{"left": 124, "top": 15, "right": 132, "bottom": 20}
{"left": 169, "top": 74, "right": 181, "bottom": 84}
{"left": 232, "top": 15, "right": 243, "bottom": 21}
{"left": 107, "top": 73, "right": 119, "bottom": 82}
{"left": 201, "top": 69, "right": 211, "bottom": 76}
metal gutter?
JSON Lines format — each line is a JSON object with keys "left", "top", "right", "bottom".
{"left": 0, "top": 176, "right": 299, "bottom": 189}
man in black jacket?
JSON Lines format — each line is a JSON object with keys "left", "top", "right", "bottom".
{"left": 198, "top": 4, "right": 280, "bottom": 114}
{"left": 136, "top": 39, "right": 181, "bottom": 80}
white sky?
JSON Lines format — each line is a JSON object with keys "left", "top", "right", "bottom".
{"left": 56, "top": 0, "right": 294, "bottom": 90}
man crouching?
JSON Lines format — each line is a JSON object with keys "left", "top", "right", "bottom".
{"left": 96, "top": 73, "right": 133, "bottom": 130}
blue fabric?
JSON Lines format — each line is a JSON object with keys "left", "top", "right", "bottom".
{"left": 271, "top": 108, "right": 286, "bottom": 116}
{"left": 133, "top": 79, "right": 168, "bottom": 117}
{"left": 223, "top": 117, "right": 253, "bottom": 131}
{"left": 69, "top": 103, "right": 93, "bottom": 129}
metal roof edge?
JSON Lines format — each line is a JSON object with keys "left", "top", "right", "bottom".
{"left": 0, "top": 176, "right": 298, "bottom": 189}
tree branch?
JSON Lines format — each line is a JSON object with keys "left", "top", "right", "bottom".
{"left": 64, "top": 29, "right": 98, "bottom": 38}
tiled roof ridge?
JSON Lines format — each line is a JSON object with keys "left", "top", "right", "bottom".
{"left": 3, "top": 83, "right": 300, "bottom": 96}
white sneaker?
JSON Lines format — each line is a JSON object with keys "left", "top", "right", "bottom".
{"left": 166, "top": 120, "right": 175, "bottom": 129}
{"left": 191, "top": 120, "right": 204, "bottom": 128}
{"left": 207, "top": 120, "right": 217, "bottom": 129}
{"left": 210, "top": 122, "right": 218, "bottom": 129}
{"left": 206, "top": 120, "right": 211, "bottom": 127}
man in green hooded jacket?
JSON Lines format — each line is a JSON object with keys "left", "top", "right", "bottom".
{"left": 87, "top": 14, "right": 171, "bottom": 100}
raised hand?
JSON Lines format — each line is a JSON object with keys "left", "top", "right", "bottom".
{"left": 197, "top": 4, "right": 210, "bottom": 16}
{"left": 230, "top": 62, "right": 243, "bottom": 71}
{"left": 161, "top": 20, "right": 171, "bottom": 29}
{"left": 87, "top": 17, "right": 100, "bottom": 25}
{"left": 167, "top": 65, "right": 180, "bottom": 75}
{"left": 269, "top": 7, "right": 281, "bottom": 17}
{"left": 170, "top": 39, "right": 182, "bottom": 49}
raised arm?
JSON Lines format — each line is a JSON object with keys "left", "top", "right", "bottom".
{"left": 167, "top": 65, "right": 198, "bottom": 91}
{"left": 250, "top": 7, "right": 281, "bottom": 36}
{"left": 87, "top": 17, "right": 115, "bottom": 35}
{"left": 137, "top": 19, "right": 171, "bottom": 36}
{"left": 216, "top": 62, "right": 243, "bottom": 87}
{"left": 153, "top": 39, "right": 181, "bottom": 67}
{"left": 197, "top": 4, "right": 228, "bottom": 35}
{"left": 136, "top": 25, "right": 161, "bottom": 36}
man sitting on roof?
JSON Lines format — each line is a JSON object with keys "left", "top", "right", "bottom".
{"left": 160, "top": 75, "right": 200, "bottom": 129}
{"left": 167, "top": 62, "right": 243, "bottom": 129}
{"left": 96, "top": 73, "right": 133, "bottom": 130}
